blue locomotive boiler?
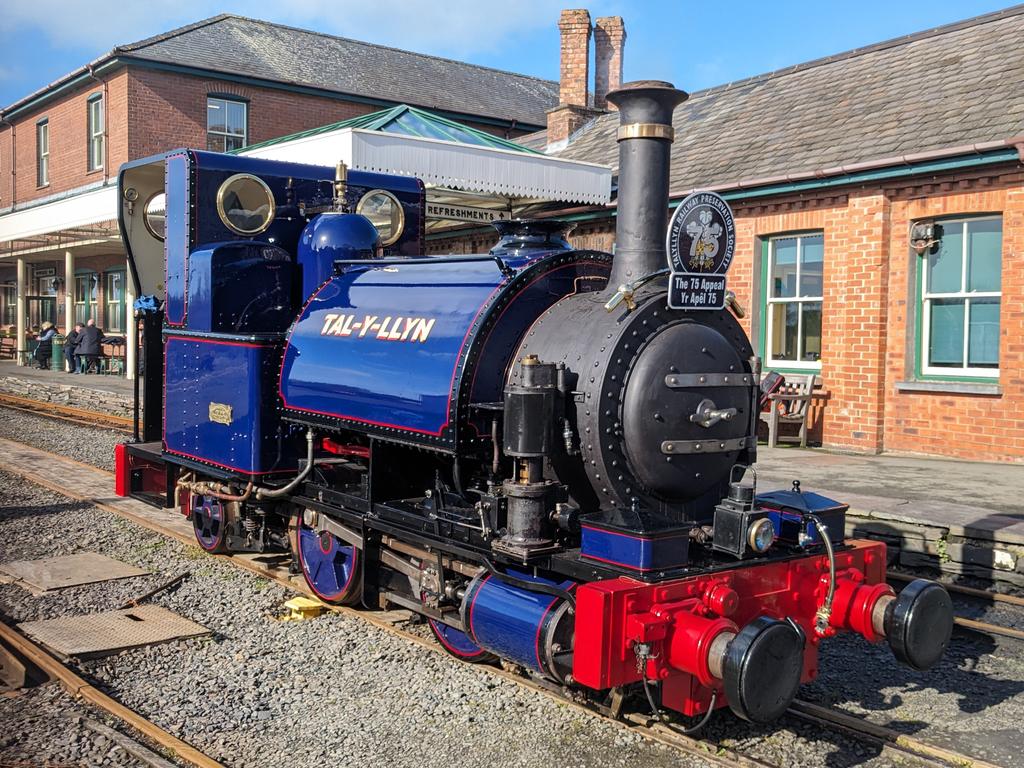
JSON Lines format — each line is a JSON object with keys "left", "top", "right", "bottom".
{"left": 115, "top": 81, "right": 953, "bottom": 728}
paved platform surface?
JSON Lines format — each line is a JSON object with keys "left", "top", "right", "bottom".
{"left": 0, "top": 360, "right": 133, "bottom": 396}
{"left": 756, "top": 446, "right": 1024, "bottom": 541}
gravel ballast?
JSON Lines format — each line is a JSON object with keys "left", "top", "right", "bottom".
{"left": 0, "top": 682, "right": 184, "bottom": 767}
{"left": 0, "top": 405, "right": 123, "bottom": 471}
{"left": 0, "top": 471, "right": 693, "bottom": 768}
{"left": 2, "top": 414, "right": 1024, "bottom": 767}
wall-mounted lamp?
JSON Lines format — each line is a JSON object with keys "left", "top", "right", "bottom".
{"left": 910, "top": 221, "right": 942, "bottom": 256}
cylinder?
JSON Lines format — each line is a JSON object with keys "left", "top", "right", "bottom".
{"left": 461, "top": 570, "right": 575, "bottom": 681}
{"left": 605, "top": 81, "right": 689, "bottom": 289}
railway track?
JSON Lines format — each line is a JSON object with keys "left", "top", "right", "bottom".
{"left": 0, "top": 393, "right": 132, "bottom": 434}
{"left": 0, "top": 619, "right": 221, "bottom": 768}
{"left": 0, "top": 434, "right": 1014, "bottom": 768}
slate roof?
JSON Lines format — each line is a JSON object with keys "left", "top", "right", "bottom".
{"left": 5, "top": 15, "right": 558, "bottom": 127}
{"left": 555, "top": 5, "right": 1024, "bottom": 194}
{"left": 238, "top": 104, "right": 540, "bottom": 155}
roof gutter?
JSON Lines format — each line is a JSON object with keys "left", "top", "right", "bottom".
{"left": 0, "top": 54, "right": 547, "bottom": 132}
{"left": 425, "top": 140, "right": 1024, "bottom": 241}
{"left": 670, "top": 137, "right": 1024, "bottom": 200}
{"left": 1, "top": 57, "right": 123, "bottom": 120}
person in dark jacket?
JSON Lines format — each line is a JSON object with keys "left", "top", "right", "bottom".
{"left": 64, "top": 323, "right": 83, "bottom": 374}
{"left": 33, "top": 322, "right": 56, "bottom": 369}
{"left": 77, "top": 319, "right": 104, "bottom": 374}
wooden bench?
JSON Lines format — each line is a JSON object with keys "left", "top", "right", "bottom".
{"left": 0, "top": 337, "right": 15, "bottom": 360}
{"left": 759, "top": 373, "right": 816, "bottom": 447}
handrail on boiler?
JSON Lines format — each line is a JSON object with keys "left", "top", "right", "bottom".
{"left": 333, "top": 254, "right": 516, "bottom": 279}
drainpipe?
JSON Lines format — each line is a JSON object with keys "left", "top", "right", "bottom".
{"left": 87, "top": 65, "right": 109, "bottom": 186}
{"left": 0, "top": 113, "right": 14, "bottom": 207}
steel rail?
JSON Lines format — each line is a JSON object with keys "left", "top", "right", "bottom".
{"left": 2, "top": 442, "right": 1016, "bottom": 768}
{"left": 0, "top": 394, "right": 132, "bottom": 434}
{"left": 788, "top": 700, "right": 1003, "bottom": 768}
{"left": 0, "top": 621, "right": 222, "bottom": 768}
{"left": 887, "top": 571, "right": 1024, "bottom": 640}
{"left": 888, "top": 570, "right": 1024, "bottom": 608}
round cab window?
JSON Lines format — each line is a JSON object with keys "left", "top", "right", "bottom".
{"left": 356, "top": 190, "right": 405, "bottom": 246}
{"left": 143, "top": 192, "right": 166, "bottom": 241}
{"left": 216, "top": 174, "right": 275, "bottom": 235}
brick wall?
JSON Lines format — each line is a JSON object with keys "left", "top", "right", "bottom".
{"left": 128, "top": 68, "right": 530, "bottom": 160}
{"left": 882, "top": 171, "right": 1024, "bottom": 462}
{"left": 126, "top": 68, "right": 376, "bottom": 159}
{"left": 430, "top": 164, "right": 1024, "bottom": 462}
{"left": 0, "top": 69, "right": 129, "bottom": 206}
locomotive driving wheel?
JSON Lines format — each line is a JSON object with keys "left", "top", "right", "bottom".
{"left": 191, "top": 495, "right": 231, "bottom": 554}
{"left": 292, "top": 509, "right": 362, "bottom": 605}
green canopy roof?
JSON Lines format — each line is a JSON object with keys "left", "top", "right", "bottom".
{"left": 237, "top": 104, "right": 539, "bottom": 156}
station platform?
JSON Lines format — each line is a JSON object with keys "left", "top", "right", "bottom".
{"left": 757, "top": 446, "right": 1024, "bottom": 588}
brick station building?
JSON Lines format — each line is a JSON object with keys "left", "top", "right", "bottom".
{"left": 433, "top": 6, "right": 1024, "bottom": 463}
{"left": 0, "top": 14, "right": 557, "bottom": 370}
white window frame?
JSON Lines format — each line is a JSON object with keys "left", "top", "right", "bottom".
{"left": 87, "top": 94, "right": 104, "bottom": 172}
{"left": 765, "top": 232, "right": 824, "bottom": 371}
{"left": 1, "top": 284, "right": 16, "bottom": 326}
{"left": 104, "top": 270, "right": 125, "bottom": 332}
{"left": 920, "top": 215, "right": 1001, "bottom": 379}
{"left": 37, "top": 119, "right": 49, "bottom": 187}
{"left": 74, "top": 272, "right": 99, "bottom": 325}
{"left": 206, "top": 97, "right": 247, "bottom": 152}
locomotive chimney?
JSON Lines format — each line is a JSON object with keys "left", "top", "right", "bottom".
{"left": 606, "top": 80, "right": 688, "bottom": 289}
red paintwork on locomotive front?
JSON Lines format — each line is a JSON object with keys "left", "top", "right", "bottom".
{"left": 573, "top": 539, "right": 892, "bottom": 716}
{"left": 114, "top": 444, "right": 166, "bottom": 499}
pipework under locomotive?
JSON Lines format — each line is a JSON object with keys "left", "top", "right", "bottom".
{"left": 115, "top": 80, "right": 953, "bottom": 726}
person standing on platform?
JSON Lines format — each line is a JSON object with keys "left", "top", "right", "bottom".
{"left": 77, "top": 318, "right": 103, "bottom": 374}
{"left": 33, "top": 322, "right": 56, "bottom": 370}
{"left": 65, "top": 323, "right": 83, "bottom": 374}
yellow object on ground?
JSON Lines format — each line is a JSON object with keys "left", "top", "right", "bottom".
{"left": 280, "top": 596, "right": 327, "bottom": 622}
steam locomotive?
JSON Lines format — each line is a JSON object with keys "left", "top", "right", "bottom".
{"left": 114, "top": 81, "right": 953, "bottom": 727}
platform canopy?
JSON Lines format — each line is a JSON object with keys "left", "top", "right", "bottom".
{"left": 239, "top": 105, "right": 612, "bottom": 230}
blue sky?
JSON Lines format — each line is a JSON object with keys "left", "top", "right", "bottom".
{"left": 0, "top": 0, "right": 1014, "bottom": 109}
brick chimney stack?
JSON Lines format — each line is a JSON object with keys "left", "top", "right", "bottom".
{"left": 594, "top": 17, "right": 625, "bottom": 110}
{"left": 558, "top": 9, "right": 591, "bottom": 106}
{"left": 546, "top": 9, "right": 601, "bottom": 146}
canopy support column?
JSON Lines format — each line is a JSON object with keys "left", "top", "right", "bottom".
{"left": 64, "top": 251, "right": 74, "bottom": 353}
{"left": 15, "top": 258, "right": 25, "bottom": 365}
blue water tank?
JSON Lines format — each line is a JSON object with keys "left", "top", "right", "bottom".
{"left": 297, "top": 212, "right": 382, "bottom": 299}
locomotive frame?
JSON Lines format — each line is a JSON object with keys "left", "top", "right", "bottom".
{"left": 114, "top": 80, "right": 954, "bottom": 728}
